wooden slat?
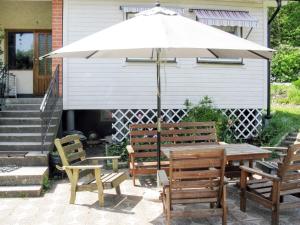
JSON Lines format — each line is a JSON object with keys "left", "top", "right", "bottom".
{"left": 172, "top": 198, "right": 217, "bottom": 204}
{"left": 292, "top": 154, "right": 300, "bottom": 162}
{"left": 283, "top": 173, "right": 300, "bottom": 181}
{"left": 172, "top": 179, "right": 220, "bottom": 189}
{"left": 287, "top": 163, "right": 300, "bottom": 171}
{"left": 134, "top": 161, "right": 169, "bottom": 167}
{"left": 246, "top": 191, "right": 273, "bottom": 208}
{"left": 171, "top": 189, "right": 218, "bottom": 199}
{"left": 67, "top": 151, "right": 86, "bottom": 163}
{"left": 63, "top": 142, "right": 83, "bottom": 154}
{"left": 133, "top": 152, "right": 157, "bottom": 158}
{"left": 281, "top": 180, "right": 300, "bottom": 191}
{"left": 171, "top": 149, "right": 224, "bottom": 159}
{"left": 172, "top": 169, "right": 221, "bottom": 180}
{"left": 172, "top": 158, "right": 222, "bottom": 169}
{"left": 130, "top": 122, "right": 215, "bottom": 129}
{"left": 130, "top": 128, "right": 216, "bottom": 136}
{"left": 248, "top": 181, "right": 273, "bottom": 189}
{"left": 170, "top": 208, "right": 222, "bottom": 218}
{"left": 59, "top": 134, "right": 80, "bottom": 145}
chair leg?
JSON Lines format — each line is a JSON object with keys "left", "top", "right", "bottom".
{"left": 69, "top": 169, "right": 79, "bottom": 204}
{"left": 222, "top": 185, "right": 227, "bottom": 225}
{"left": 271, "top": 204, "right": 279, "bottom": 225}
{"left": 115, "top": 186, "right": 121, "bottom": 195}
{"left": 165, "top": 189, "right": 171, "bottom": 225}
{"left": 240, "top": 170, "right": 247, "bottom": 212}
{"left": 95, "top": 168, "right": 104, "bottom": 207}
{"left": 133, "top": 172, "right": 136, "bottom": 186}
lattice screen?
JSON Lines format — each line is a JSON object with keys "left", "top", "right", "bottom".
{"left": 112, "top": 108, "right": 263, "bottom": 142}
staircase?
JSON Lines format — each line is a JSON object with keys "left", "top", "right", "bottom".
{"left": 280, "top": 132, "right": 300, "bottom": 147}
{"left": 0, "top": 98, "right": 60, "bottom": 197}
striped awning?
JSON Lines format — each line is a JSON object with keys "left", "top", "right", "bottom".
{"left": 120, "top": 5, "right": 185, "bottom": 14}
{"left": 195, "top": 9, "right": 258, "bottom": 27}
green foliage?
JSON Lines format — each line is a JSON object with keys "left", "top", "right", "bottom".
{"left": 183, "top": 96, "right": 236, "bottom": 143}
{"left": 259, "top": 106, "right": 300, "bottom": 146}
{"left": 42, "top": 176, "right": 52, "bottom": 192}
{"left": 292, "top": 78, "right": 300, "bottom": 89}
{"left": 106, "top": 140, "right": 128, "bottom": 162}
{"left": 269, "top": 1, "right": 300, "bottom": 48}
{"left": 271, "top": 45, "right": 300, "bottom": 82}
{"left": 271, "top": 83, "right": 300, "bottom": 105}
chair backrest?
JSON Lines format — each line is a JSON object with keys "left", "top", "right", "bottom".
{"left": 129, "top": 122, "right": 217, "bottom": 161}
{"left": 169, "top": 147, "right": 226, "bottom": 205}
{"left": 278, "top": 144, "right": 300, "bottom": 191}
{"left": 54, "top": 134, "right": 86, "bottom": 167}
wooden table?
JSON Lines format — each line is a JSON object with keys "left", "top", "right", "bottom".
{"left": 162, "top": 143, "right": 272, "bottom": 178}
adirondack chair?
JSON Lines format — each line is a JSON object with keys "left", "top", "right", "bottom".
{"left": 158, "top": 147, "right": 227, "bottom": 225}
{"left": 54, "top": 134, "right": 127, "bottom": 207}
{"left": 240, "top": 143, "right": 300, "bottom": 225}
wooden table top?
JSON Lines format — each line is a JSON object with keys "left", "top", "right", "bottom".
{"left": 161, "top": 143, "right": 272, "bottom": 161}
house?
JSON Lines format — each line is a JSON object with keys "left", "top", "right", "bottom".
{"left": 0, "top": 0, "right": 276, "bottom": 143}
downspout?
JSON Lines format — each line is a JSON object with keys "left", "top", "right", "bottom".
{"left": 265, "top": 0, "right": 282, "bottom": 120}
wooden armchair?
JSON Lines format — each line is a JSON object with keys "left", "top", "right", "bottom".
{"left": 158, "top": 147, "right": 227, "bottom": 225}
{"left": 240, "top": 143, "right": 300, "bottom": 225}
{"left": 54, "top": 134, "right": 127, "bottom": 207}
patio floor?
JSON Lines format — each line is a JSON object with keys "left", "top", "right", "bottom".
{"left": 0, "top": 176, "right": 300, "bottom": 225}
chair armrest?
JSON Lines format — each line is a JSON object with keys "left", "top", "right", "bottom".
{"left": 158, "top": 170, "right": 169, "bottom": 187}
{"left": 126, "top": 145, "right": 134, "bottom": 154}
{"left": 63, "top": 165, "right": 103, "bottom": 170}
{"left": 219, "top": 142, "right": 228, "bottom": 145}
{"left": 240, "top": 166, "right": 280, "bottom": 181}
{"left": 260, "top": 146, "right": 288, "bottom": 152}
{"left": 85, "top": 156, "right": 121, "bottom": 160}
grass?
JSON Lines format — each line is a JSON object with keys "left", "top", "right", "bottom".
{"left": 260, "top": 105, "right": 300, "bottom": 146}
{"left": 271, "top": 83, "right": 300, "bottom": 105}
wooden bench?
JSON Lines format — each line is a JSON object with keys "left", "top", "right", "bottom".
{"left": 126, "top": 122, "right": 218, "bottom": 185}
{"left": 54, "top": 134, "right": 127, "bottom": 207}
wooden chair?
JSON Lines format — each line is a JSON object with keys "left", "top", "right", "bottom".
{"left": 54, "top": 134, "right": 127, "bottom": 207}
{"left": 158, "top": 147, "right": 227, "bottom": 225}
{"left": 240, "top": 143, "right": 300, "bottom": 225}
{"left": 127, "top": 122, "right": 218, "bottom": 185}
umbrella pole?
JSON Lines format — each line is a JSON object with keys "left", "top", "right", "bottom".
{"left": 156, "top": 48, "right": 161, "bottom": 170}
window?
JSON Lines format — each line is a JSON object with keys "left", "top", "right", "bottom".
{"left": 197, "top": 26, "right": 243, "bottom": 64}
{"left": 125, "top": 12, "right": 176, "bottom": 63}
{"left": 8, "top": 32, "right": 34, "bottom": 70}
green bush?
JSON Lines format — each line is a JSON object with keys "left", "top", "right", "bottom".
{"left": 271, "top": 83, "right": 300, "bottom": 105}
{"left": 106, "top": 140, "right": 128, "bottom": 162}
{"left": 292, "top": 78, "right": 300, "bottom": 89}
{"left": 271, "top": 45, "right": 300, "bottom": 82}
{"left": 183, "top": 96, "right": 236, "bottom": 143}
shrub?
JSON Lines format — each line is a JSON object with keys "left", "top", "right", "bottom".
{"left": 271, "top": 45, "right": 300, "bottom": 82}
{"left": 106, "top": 140, "right": 128, "bottom": 162}
{"left": 292, "top": 78, "right": 300, "bottom": 89}
{"left": 183, "top": 96, "right": 236, "bottom": 143}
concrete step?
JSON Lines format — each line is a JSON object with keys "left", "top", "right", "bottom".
{"left": 282, "top": 140, "right": 296, "bottom": 146}
{"left": 0, "top": 142, "right": 52, "bottom": 151}
{"left": 5, "top": 98, "right": 43, "bottom": 104}
{"left": 0, "top": 133, "right": 54, "bottom": 142}
{"left": 0, "top": 167, "right": 48, "bottom": 186}
{"left": 0, "top": 125, "right": 56, "bottom": 133}
{"left": 0, "top": 117, "right": 58, "bottom": 125}
{"left": 286, "top": 136, "right": 297, "bottom": 141}
{"left": 0, "top": 185, "right": 43, "bottom": 197}
{"left": 0, "top": 151, "right": 48, "bottom": 166}
{"left": 5, "top": 104, "right": 41, "bottom": 110}
{"left": 0, "top": 110, "right": 41, "bottom": 117}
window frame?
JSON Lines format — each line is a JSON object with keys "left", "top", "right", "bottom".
{"left": 125, "top": 12, "right": 177, "bottom": 63}
{"left": 196, "top": 24, "right": 244, "bottom": 65}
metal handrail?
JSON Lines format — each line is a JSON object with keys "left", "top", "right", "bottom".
{"left": 0, "top": 65, "right": 9, "bottom": 110}
{"left": 40, "top": 65, "right": 62, "bottom": 153}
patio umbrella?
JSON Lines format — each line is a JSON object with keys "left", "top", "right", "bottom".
{"left": 42, "top": 4, "right": 274, "bottom": 170}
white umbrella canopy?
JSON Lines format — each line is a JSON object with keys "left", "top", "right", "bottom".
{"left": 43, "top": 6, "right": 273, "bottom": 59}
{"left": 43, "top": 5, "right": 274, "bottom": 170}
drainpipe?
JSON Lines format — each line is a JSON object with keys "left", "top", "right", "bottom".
{"left": 265, "top": 0, "right": 282, "bottom": 121}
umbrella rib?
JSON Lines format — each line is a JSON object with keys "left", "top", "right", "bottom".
{"left": 207, "top": 49, "right": 219, "bottom": 58}
{"left": 86, "top": 51, "right": 99, "bottom": 59}
{"left": 248, "top": 50, "right": 269, "bottom": 60}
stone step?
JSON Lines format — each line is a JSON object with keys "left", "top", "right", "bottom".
{"left": 282, "top": 140, "right": 296, "bottom": 146}
{"left": 0, "top": 142, "right": 52, "bottom": 151}
{"left": 0, "top": 117, "right": 58, "bottom": 125}
{"left": 286, "top": 136, "right": 297, "bottom": 141}
{"left": 0, "top": 151, "right": 48, "bottom": 166}
{"left": 0, "top": 133, "right": 54, "bottom": 142}
{"left": 0, "top": 185, "right": 43, "bottom": 197}
{"left": 0, "top": 166, "right": 48, "bottom": 186}
{"left": 0, "top": 125, "right": 56, "bottom": 133}
{"left": 5, "top": 98, "right": 43, "bottom": 104}
{"left": 0, "top": 110, "right": 41, "bottom": 117}
{"left": 5, "top": 104, "right": 41, "bottom": 110}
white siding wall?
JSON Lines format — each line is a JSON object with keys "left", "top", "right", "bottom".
{"left": 63, "top": 0, "right": 268, "bottom": 110}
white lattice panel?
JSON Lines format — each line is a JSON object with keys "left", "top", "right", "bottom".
{"left": 112, "top": 108, "right": 263, "bottom": 142}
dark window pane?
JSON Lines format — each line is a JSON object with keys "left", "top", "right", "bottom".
{"left": 8, "top": 32, "right": 34, "bottom": 70}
